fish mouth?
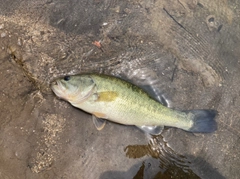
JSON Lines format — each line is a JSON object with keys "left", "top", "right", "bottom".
{"left": 51, "top": 80, "right": 67, "bottom": 99}
{"left": 51, "top": 80, "right": 95, "bottom": 104}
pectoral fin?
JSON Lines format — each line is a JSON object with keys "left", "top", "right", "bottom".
{"left": 137, "top": 125, "right": 164, "bottom": 135}
{"left": 92, "top": 111, "right": 108, "bottom": 118}
{"left": 92, "top": 114, "right": 106, "bottom": 131}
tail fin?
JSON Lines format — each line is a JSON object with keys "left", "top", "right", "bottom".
{"left": 186, "top": 110, "right": 217, "bottom": 133}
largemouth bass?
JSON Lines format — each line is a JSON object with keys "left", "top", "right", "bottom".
{"left": 51, "top": 74, "right": 217, "bottom": 134}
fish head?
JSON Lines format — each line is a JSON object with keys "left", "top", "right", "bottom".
{"left": 51, "top": 75, "right": 95, "bottom": 103}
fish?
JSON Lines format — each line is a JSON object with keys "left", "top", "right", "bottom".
{"left": 51, "top": 74, "right": 217, "bottom": 135}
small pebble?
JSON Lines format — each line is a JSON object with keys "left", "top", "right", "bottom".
{"left": 0, "top": 24, "right": 4, "bottom": 29}
{"left": 17, "top": 38, "right": 22, "bottom": 46}
{"left": 1, "top": 32, "right": 6, "bottom": 38}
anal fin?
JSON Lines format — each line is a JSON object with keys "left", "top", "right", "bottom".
{"left": 137, "top": 125, "right": 164, "bottom": 135}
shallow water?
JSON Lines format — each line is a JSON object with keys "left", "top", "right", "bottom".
{"left": 0, "top": 0, "right": 240, "bottom": 178}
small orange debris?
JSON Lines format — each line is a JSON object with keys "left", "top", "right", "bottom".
{"left": 92, "top": 41, "right": 102, "bottom": 48}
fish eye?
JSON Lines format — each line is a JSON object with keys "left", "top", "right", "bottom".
{"left": 64, "top": 76, "right": 71, "bottom": 81}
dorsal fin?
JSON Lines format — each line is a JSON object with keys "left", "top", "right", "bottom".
{"left": 116, "top": 67, "right": 170, "bottom": 107}
{"left": 139, "top": 85, "right": 169, "bottom": 107}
